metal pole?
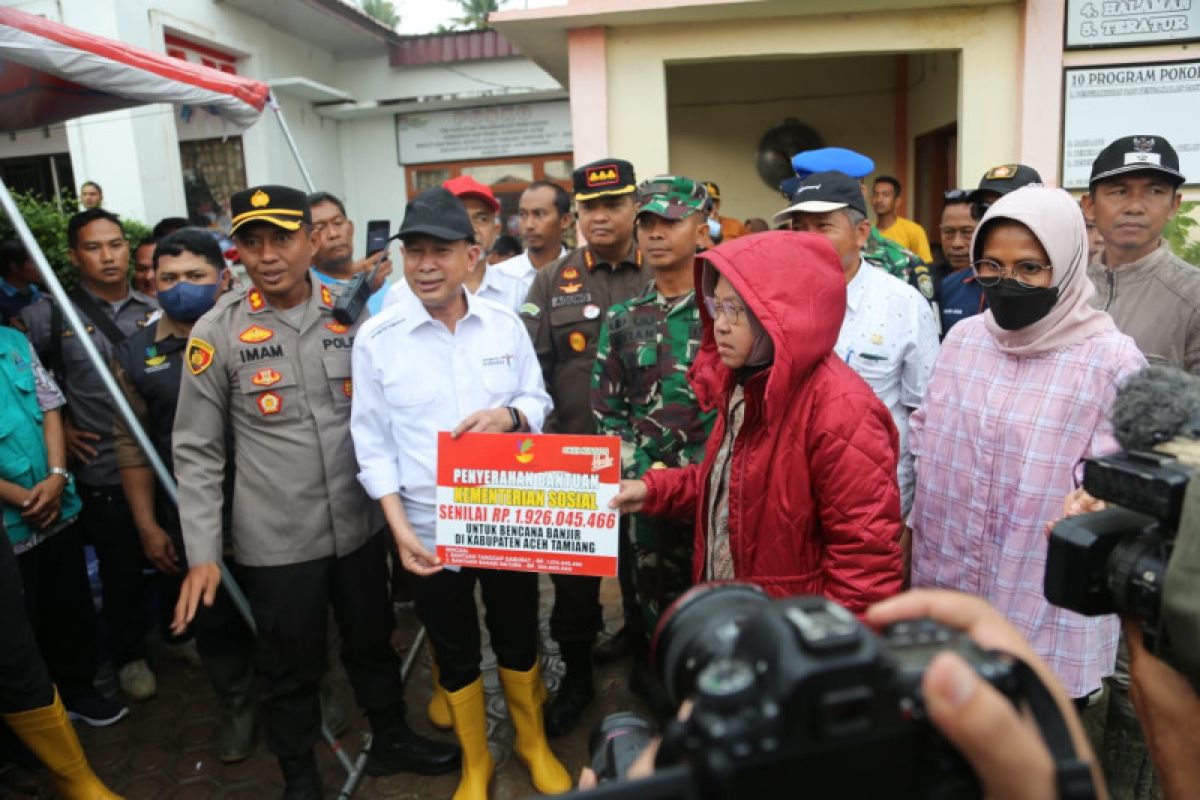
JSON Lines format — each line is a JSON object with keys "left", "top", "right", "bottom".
{"left": 268, "top": 93, "right": 315, "bottom": 192}
{"left": 0, "top": 176, "right": 257, "bottom": 636}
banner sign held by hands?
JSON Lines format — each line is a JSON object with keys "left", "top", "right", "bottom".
{"left": 436, "top": 432, "right": 621, "bottom": 577}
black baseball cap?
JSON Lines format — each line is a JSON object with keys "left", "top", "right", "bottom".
{"left": 574, "top": 159, "right": 637, "bottom": 202}
{"left": 1090, "top": 135, "right": 1185, "bottom": 187}
{"left": 398, "top": 187, "right": 475, "bottom": 243}
{"left": 966, "top": 164, "right": 1043, "bottom": 203}
{"left": 230, "top": 185, "right": 311, "bottom": 235}
{"left": 772, "top": 170, "right": 867, "bottom": 224}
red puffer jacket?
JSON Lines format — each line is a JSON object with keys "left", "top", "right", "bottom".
{"left": 642, "top": 231, "right": 903, "bottom": 613}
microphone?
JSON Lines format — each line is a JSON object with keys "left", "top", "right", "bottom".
{"left": 331, "top": 234, "right": 399, "bottom": 326}
{"left": 1112, "top": 366, "right": 1200, "bottom": 452}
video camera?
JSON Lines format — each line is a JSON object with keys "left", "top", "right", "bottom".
{"left": 1045, "top": 449, "right": 1200, "bottom": 691}
{"left": 555, "top": 584, "right": 1092, "bottom": 800}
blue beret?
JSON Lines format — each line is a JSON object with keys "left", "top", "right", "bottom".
{"left": 790, "top": 147, "right": 876, "bottom": 180}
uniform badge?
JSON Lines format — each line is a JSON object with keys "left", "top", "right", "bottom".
{"left": 145, "top": 354, "right": 167, "bottom": 368}
{"left": 325, "top": 321, "right": 349, "bottom": 335}
{"left": 251, "top": 368, "right": 282, "bottom": 387}
{"left": 560, "top": 282, "right": 583, "bottom": 295}
{"left": 256, "top": 391, "right": 282, "bottom": 416}
{"left": 562, "top": 266, "right": 580, "bottom": 281}
{"left": 320, "top": 285, "right": 334, "bottom": 307}
{"left": 585, "top": 164, "right": 620, "bottom": 189}
{"left": 870, "top": 333, "right": 884, "bottom": 346}
{"left": 251, "top": 189, "right": 270, "bottom": 208}
{"left": 342, "top": 379, "right": 353, "bottom": 399}
{"left": 61, "top": 327, "right": 74, "bottom": 338}
{"left": 568, "top": 331, "right": 587, "bottom": 352}
{"left": 247, "top": 289, "right": 265, "bottom": 312}
{"left": 583, "top": 304, "right": 601, "bottom": 320}
{"left": 519, "top": 302, "right": 541, "bottom": 318}
{"left": 187, "top": 338, "right": 215, "bottom": 375}
{"left": 239, "top": 325, "right": 274, "bottom": 344}
{"left": 985, "top": 164, "right": 1016, "bottom": 180}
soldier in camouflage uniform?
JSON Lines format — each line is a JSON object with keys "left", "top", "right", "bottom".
{"left": 591, "top": 176, "right": 716, "bottom": 709}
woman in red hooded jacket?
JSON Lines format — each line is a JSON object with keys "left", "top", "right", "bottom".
{"left": 612, "top": 230, "right": 903, "bottom": 613}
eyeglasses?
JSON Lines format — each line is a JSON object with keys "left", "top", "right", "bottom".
{"left": 704, "top": 296, "right": 747, "bottom": 324}
{"left": 971, "top": 258, "right": 1054, "bottom": 288}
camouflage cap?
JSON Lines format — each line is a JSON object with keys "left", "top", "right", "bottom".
{"left": 636, "top": 176, "right": 709, "bottom": 220}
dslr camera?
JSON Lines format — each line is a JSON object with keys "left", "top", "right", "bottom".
{"left": 574, "top": 584, "right": 1065, "bottom": 800}
{"left": 1045, "top": 448, "right": 1200, "bottom": 690}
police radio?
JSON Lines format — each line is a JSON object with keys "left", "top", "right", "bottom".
{"left": 332, "top": 232, "right": 397, "bottom": 326}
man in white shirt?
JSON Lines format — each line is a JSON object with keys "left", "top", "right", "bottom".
{"left": 775, "top": 171, "right": 938, "bottom": 515}
{"left": 383, "top": 177, "right": 529, "bottom": 314}
{"left": 350, "top": 187, "right": 567, "bottom": 799}
{"left": 499, "top": 181, "right": 573, "bottom": 293}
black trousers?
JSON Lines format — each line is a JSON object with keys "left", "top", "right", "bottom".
{"left": 550, "top": 572, "right": 603, "bottom": 654}
{"left": 162, "top": 518, "right": 253, "bottom": 660}
{"left": 0, "top": 534, "right": 54, "bottom": 714}
{"left": 410, "top": 566, "right": 539, "bottom": 693}
{"left": 16, "top": 523, "right": 98, "bottom": 703}
{"left": 76, "top": 483, "right": 148, "bottom": 667}
{"left": 238, "top": 532, "right": 404, "bottom": 759}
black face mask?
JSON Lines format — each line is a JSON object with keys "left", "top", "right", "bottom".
{"left": 983, "top": 279, "right": 1059, "bottom": 331}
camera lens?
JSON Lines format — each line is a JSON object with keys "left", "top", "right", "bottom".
{"left": 588, "top": 712, "right": 656, "bottom": 784}
{"left": 1108, "top": 533, "right": 1168, "bottom": 626}
{"left": 651, "top": 582, "right": 770, "bottom": 708}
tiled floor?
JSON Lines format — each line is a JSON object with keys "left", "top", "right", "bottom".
{"left": 8, "top": 577, "right": 643, "bottom": 799}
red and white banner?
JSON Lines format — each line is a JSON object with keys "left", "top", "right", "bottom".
{"left": 436, "top": 432, "right": 621, "bottom": 577}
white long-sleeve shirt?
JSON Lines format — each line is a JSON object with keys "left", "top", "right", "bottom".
{"left": 351, "top": 287, "right": 553, "bottom": 552}
{"left": 835, "top": 259, "right": 939, "bottom": 516}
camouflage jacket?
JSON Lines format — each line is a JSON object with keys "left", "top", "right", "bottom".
{"left": 865, "top": 227, "right": 936, "bottom": 302}
{"left": 591, "top": 286, "right": 715, "bottom": 479}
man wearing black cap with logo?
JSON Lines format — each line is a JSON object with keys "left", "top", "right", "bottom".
{"left": 171, "top": 185, "right": 460, "bottom": 798}
{"left": 966, "top": 163, "right": 1043, "bottom": 221}
{"left": 520, "top": 158, "right": 649, "bottom": 736}
{"left": 1083, "top": 135, "right": 1200, "bottom": 374}
{"left": 352, "top": 188, "right": 565, "bottom": 799}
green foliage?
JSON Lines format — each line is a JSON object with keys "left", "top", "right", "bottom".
{"left": 447, "top": 0, "right": 502, "bottom": 31}
{"left": 360, "top": 0, "right": 400, "bottom": 30}
{"left": 0, "top": 190, "right": 151, "bottom": 290}
{"left": 1164, "top": 200, "right": 1200, "bottom": 267}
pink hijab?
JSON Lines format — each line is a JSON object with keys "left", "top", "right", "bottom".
{"left": 972, "top": 185, "right": 1115, "bottom": 357}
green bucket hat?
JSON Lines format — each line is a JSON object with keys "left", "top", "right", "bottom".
{"left": 636, "top": 175, "right": 709, "bottom": 220}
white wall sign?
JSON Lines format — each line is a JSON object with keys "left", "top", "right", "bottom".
{"left": 1061, "top": 62, "right": 1200, "bottom": 188}
{"left": 396, "top": 100, "right": 572, "bottom": 165}
{"left": 1066, "top": 0, "right": 1200, "bottom": 49}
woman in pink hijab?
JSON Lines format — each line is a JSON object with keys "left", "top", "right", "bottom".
{"left": 908, "top": 185, "right": 1145, "bottom": 704}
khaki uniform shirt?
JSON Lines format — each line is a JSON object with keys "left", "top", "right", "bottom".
{"left": 1088, "top": 242, "right": 1200, "bottom": 375}
{"left": 521, "top": 244, "right": 649, "bottom": 434}
{"left": 173, "top": 281, "right": 380, "bottom": 567}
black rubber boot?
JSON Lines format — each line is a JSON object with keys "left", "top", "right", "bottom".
{"left": 544, "top": 642, "right": 594, "bottom": 738}
{"left": 201, "top": 652, "right": 258, "bottom": 763}
{"left": 279, "top": 751, "right": 322, "bottom": 800}
{"left": 364, "top": 706, "right": 461, "bottom": 777}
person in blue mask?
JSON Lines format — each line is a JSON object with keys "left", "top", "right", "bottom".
{"left": 109, "top": 228, "right": 259, "bottom": 762}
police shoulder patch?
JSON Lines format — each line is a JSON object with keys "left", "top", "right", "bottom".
{"left": 187, "top": 338, "right": 215, "bottom": 375}
{"left": 520, "top": 302, "right": 541, "bottom": 318}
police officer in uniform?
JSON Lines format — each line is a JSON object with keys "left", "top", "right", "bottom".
{"left": 20, "top": 208, "right": 160, "bottom": 704}
{"left": 521, "top": 159, "right": 650, "bottom": 737}
{"left": 171, "top": 186, "right": 459, "bottom": 798}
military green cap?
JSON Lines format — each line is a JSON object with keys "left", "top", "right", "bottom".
{"left": 636, "top": 175, "right": 708, "bottom": 220}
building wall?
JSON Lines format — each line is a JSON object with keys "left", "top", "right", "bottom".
{"left": 666, "top": 55, "right": 903, "bottom": 223}
{"left": 603, "top": 3, "right": 1020, "bottom": 218}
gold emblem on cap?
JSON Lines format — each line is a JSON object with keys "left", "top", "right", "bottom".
{"left": 251, "top": 189, "right": 270, "bottom": 208}
{"left": 986, "top": 165, "right": 1016, "bottom": 180}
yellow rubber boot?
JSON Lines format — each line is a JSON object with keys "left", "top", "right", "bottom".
{"left": 2, "top": 691, "right": 121, "bottom": 800}
{"left": 499, "top": 665, "right": 572, "bottom": 794}
{"left": 428, "top": 657, "right": 452, "bottom": 730}
{"left": 446, "top": 677, "right": 493, "bottom": 800}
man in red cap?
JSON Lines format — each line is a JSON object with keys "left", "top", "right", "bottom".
{"left": 443, "top": 175, "right": 501, "bottom": 256}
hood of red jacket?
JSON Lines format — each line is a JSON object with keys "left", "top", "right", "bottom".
{"left": 689, "top": 230, "right": 847, "bottom": 412}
